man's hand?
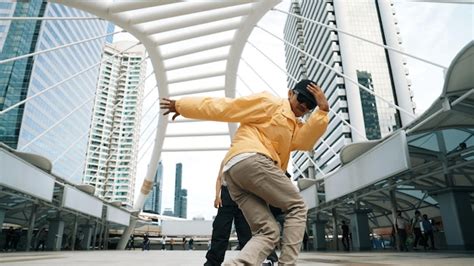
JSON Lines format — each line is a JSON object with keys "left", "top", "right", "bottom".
{"left": 160, "top": 98, "right": 181, "bottom": 120}
{"left": 307, "top": 83, "right": 329, "bottom": 112}
{"left": 214, "top": 196, "right": 222, "bottom": 209}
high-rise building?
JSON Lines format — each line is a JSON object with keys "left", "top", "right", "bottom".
{"left": 284, "top": 0, "right": 415, "bottom": 177}
{"left": 173, "top": 163, "right": 187, "bottom": 219}
{"left": 0, "top": 1, "right": 111, "bottom": 183}
{"left": 144, "top": 161, "right": 163, "bottom": 214}
{"left": 83, "top": 41, "right": 147, "bottom": 208}
{"left": 0, "top": 1, "right": 16, "bottom": 52}
{"left": 0, "top": 1, "right": 46, "bottom": 148}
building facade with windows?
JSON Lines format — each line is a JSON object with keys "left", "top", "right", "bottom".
{"left": 143, "top": 161, "right": 163, "bottom": 214}
{"left": 0, "top": 1, "right": 47, "bottom": 149}
{"left": 284, "top": 0, "right": 415, "bottom": 178}
{"left": 173, "top": 163, "right": 187, "bottom": 219}
{"left": 83, "top": 41, "right": 146, "bottom": 208}
{"left": 0, "top": 1, "right": 111, "bottom": 184}
{"left": 0, "top": 1, "right": 16, "bottom": 51}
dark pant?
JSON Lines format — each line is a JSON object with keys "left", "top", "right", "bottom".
{"left": 142, "top": 240, "right": 150, "bottom": 251}
{"left": 422, "top": 231, "right": 435, "bottom": 250}
{"left": 397, "top": 229, "right": 408, "bottom": 251}
{"left": 205, "top": 186, "right": 252, "bottom": 266}
{"left": 413, "top": 228, "right": 422, "bottom": 248}
{"left": 36, "top": 240, "right": 46, "bottom": 251}
{"left": 342, "top": 234, "right": 350, "bottom": 251}
{"left": 4, "top": 236, "right": 11, "bottom": 250}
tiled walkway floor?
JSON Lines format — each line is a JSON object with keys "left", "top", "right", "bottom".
{"left": 1, "top": 250, "right": 473, "bottom": 265}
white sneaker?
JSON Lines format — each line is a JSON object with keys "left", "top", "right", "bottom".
{"left": 261, "top": 259, "right": 274, "bottom": 266}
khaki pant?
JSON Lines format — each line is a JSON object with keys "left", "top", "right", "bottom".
{"left": 223, "top": 154, "right": 307, "bottom": 266}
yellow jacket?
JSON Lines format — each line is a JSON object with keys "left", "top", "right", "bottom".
{"left": 176, "top": 92, "right": 328, "bottom": 170}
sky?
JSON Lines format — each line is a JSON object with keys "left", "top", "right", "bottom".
{"left": 123, "top": 1, "right": 473, "bottom": 220}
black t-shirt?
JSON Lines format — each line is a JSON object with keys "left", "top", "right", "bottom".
{"left": 342, "top": 224, "right": 349, "bottom": 235}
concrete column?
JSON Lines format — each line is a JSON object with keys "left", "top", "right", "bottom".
{"left": 0, "top": 208, "right": 5, "bottom": 228}
{"left": 311, "top": 220, "right": 328, "bottom": 251}
{"left": 81, "top": 224, "right": 93, "bottom": 251}
{"left": 389, "top": 189, "right": 400, "bottom": 250}
{"left": 435, "top": 189, "right": 474, "bottom": 250}
{"left": 103, "top": 223, "right": 109, "bottom": 250}
{"left": 0, "top": 208, "right": 5, "bottom": 249}
{"left": 97, "top": 222, "right": 104, "bottom": 250}
{"left": 47, "top": 219, "right": 64, "bottom": 251}
{"left": 332, "top": 208, "right": 339, "bottom": 251}
{"left": 70, "top": 216, "right": 78, "bottom": 251}
{"left": 26, "top": 204, "right": 37, "bottom": 251}
{"left": 350, "top": 209, "right": 371, "bottom": 251}
{"left": 91, "top": 222, "right": 98, "bottom": 250}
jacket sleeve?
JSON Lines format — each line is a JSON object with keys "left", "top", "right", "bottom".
{"left": 291, "top": 110, "right": 329, "bottom": 151}
{"left": 175, "top": 92, "right": 275, "bottom": 123}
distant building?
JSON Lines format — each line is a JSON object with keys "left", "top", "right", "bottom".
{"left": 162, "top": 208, "right": 174, "bottom": 217}
{"left": 143, "top": 161, "right": 163, "bottom": 214}
{"left": 173, "top": 163, "right": 187, "bottom": 218}
{"left": 193, "top": 216, "right": 205, "bottom": 221}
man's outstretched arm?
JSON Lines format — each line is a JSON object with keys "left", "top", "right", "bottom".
{"left": 160, "top": 92, "right": 275, "bottom": 123}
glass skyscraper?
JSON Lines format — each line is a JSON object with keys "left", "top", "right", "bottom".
{"left": 144, "top": 161, "right": 163, "bottom": 214}
{"left": 0, "top": 1, "right": 17, "bottom": 52}
{"left": 284, "top": 0, "right": 415, "bottom": 177}
{"left": 83, "top": 41, "right": 146, "bottom": 208}
{"left": 0, "top": 1, "right": 46, "bottom": 148}
{"left": 0, "top": 1, "right": 111, "bottom": 184}
{"left": 174, "top": 163, "right": 187, "bottom": 219}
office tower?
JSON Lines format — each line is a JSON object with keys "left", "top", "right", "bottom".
{"left": 174, "top": 163, "right": 188, "bottom": 218}
{"left": 144, "top": 161, "right": 163, "bottom": 214}
{"left": 0, "top": 1, "right": 111, "bottom": 183}
{"left": 0, "top": 1, "right": 46, "bottom": 149}
{"left": 0, "top": 1, "right": 16, "bottom": 51}
{"left": 284, "top": 0, "right": 415, "bottom": 177}
{"left": 83, "top": 41, "right": 147, "bottom": 208}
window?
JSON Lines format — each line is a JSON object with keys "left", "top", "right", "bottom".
{"left": 0, "top": 2, "right": 13, "bottom": 9}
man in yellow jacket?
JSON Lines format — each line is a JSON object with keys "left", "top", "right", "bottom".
{"left": 161, "top": 80, "right": 329, "bottom": 265}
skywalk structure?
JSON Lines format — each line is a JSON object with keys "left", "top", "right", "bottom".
{"left": 0, "top": 0, "right": 472, "bottom": 252}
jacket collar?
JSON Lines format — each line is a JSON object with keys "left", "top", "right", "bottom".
{"left": 281, "top": 98, "right": 297, "bottom": 124}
